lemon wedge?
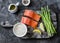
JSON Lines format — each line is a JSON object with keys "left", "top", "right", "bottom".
{"left": 33, "top": 29, "right": 41, "bottom": 34}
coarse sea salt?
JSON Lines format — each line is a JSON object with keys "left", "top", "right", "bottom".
{"left": 13, "top": 23, "right": 27, "bottom": 37}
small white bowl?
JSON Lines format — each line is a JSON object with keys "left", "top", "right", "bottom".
{"left": 13, "top": 22, "right": 27, "bottom": 37}
{"left": 22, "top": 0, "right": 30, "bottom": 6}
{"left": 8, "top": 4, "right": 18, "bottom": 13}
{"left": 8, "top": 2, "right": 20, "bottom": 13}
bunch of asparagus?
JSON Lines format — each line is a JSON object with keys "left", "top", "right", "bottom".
{"left": 40, "top": 6, "right": 56, "bottom": 36}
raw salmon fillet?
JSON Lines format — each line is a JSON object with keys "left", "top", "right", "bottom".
{"left": 21, "top": 16, "right": 38, "bottom": 29}
{"left": 24, "top": 10, "right": 33, "bottom": 18}
{"left": 30, "top": 19, "right": 38, "bottom": 28}
{"left": 21, "top": 17, "right": 31, "bottom": 26}
{"left": 33, "top": 12, "right": 41, "bottom": 21}
{"left": 24, "top": 10, "right": 41, "bottom": 21}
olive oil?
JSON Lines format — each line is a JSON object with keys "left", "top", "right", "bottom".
{"left": 10, "top": 5, "right": 15, "bottom": 10}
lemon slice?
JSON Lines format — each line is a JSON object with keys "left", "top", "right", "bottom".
{"left": 33, "top": 29, "right": 41, "bottom": 34}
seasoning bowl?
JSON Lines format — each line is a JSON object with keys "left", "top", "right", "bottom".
{"left": 13, "top": 22, "right": 27, "bottom": 37}
{"left": 22, "top": 0, "right": 30, "bottom": 6}
{"left": 8, "top": 2, "right": 20, "bottom": 13}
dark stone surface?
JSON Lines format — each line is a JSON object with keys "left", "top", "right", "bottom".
{"left": 0, "top": 0, "right": 60, "bottom": 43}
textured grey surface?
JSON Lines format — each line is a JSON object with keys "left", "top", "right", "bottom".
{"left": 0, "top": 0, "right": 60, "bottom": 43}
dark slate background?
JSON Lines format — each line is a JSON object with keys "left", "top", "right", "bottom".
{"left": 0, "top": 0, "right": 60, "bottom": 43}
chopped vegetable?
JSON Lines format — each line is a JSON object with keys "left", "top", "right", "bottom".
{"left": 40, "top": 6, "right": 56, "bottom": 36}
{"left": 39, "top": 22, "right": 45, "bottom": 32}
